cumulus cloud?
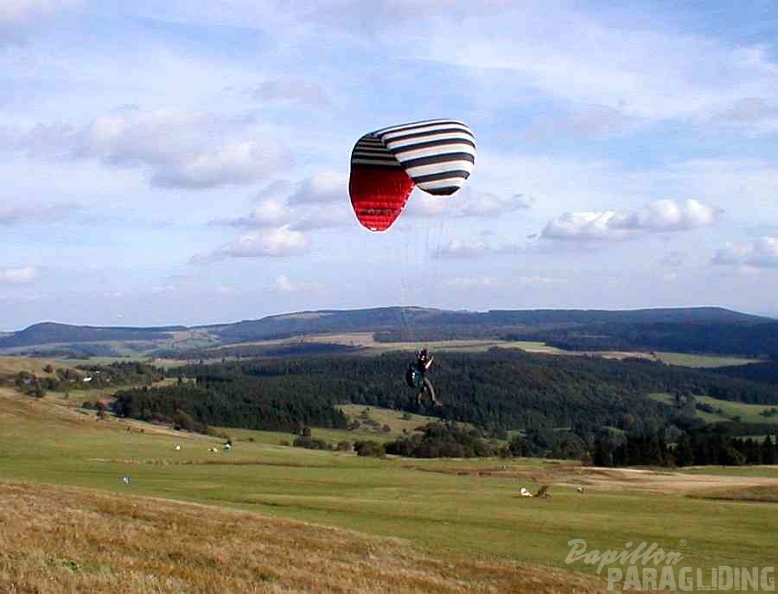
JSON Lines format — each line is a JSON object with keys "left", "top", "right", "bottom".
{"left": 254, "top": 78, "right": 330, "bottom": 105}
{"left": 232, "top": 199, "right": 291, "bottom": 228}
{"left": 149, "top": 141, "right": 286, "bottom": 189}
{"left": 435, "top": 239, "right": 526, "bottom": 259}
{"left": 410, "top": 6, "right": 778, "bottom": 125}
{"left": 274, "top": 274, "right": 324, "bottom": 292}
{"left": 121, "top": 2, "right": 778, "bottom": 129}
{"left": 712, "top": 237, "right": 778, "bottom": 268}
{"left": 192, "top": 226, "right": 309, "bottom": 262}
{"left": 0, "top": 203, "right": 78, "bottom": 224}
{"left": 435, "top": 240, "right": 490, "bottom": 259}
{"left": 0, "top": 266, "right": 37, "bottom": 285}
{"left": 542, "top": 199, "right": 719, "bottom": 241}
{"left": 406, "top": 187, "right": 531, "bottom": 219}
{"left": 217, "top": 173, "right": 350, "bottom": 231}
{"left": 287, "top": 172, "right": 345, "bottom": 205}
{"left": 14, "top": 109, "right": 291, "bottom": 189}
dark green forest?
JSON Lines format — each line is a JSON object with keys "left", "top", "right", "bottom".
{"left": 104, "top": 350, "right": 778, "bottom": 465}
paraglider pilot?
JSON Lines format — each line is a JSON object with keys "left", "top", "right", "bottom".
{"left": 405, "top": 349, "right": 441, "bottom": 406}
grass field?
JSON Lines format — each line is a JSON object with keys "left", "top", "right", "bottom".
{"left": 649, "top": 392, "right": 778, "bottom": 425}
{"left": 2, "top": 481, "right": 611, "bottom": 593}
{"left": 1, "top": 386, "right": 777, "bottom": 592}
{"left": 653, "top": 352, "right": 761, "bottom": 368}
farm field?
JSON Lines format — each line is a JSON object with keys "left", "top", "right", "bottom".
{"left": 652, "top": 352, "right": 761, "bottom": 368}
{"left": 649, "top": 392, "right": 778, "bottom": 425}
{"left": 1, "top": 385, "right": 776, "bottom": 592}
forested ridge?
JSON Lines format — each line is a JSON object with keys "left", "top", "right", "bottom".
{"left": 8, "top": 348, "right": 776, "bottom": 465}
{"left": 4, "top": 307, "right": 776, "bottom": 361}
{"left": 111, "top": 350, "right": 778, "bottom": 443}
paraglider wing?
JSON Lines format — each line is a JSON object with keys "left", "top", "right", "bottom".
{"left": 376, "top": 119, "right": 476, "bottom": 196}
{"left": 349, "top": 133, "right": 414, "bottom": 232}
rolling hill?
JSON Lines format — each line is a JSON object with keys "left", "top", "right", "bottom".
{"left": 1, "top": 306, "right": 776, "bottom": 359}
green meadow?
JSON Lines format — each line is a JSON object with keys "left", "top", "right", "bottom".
{"left": 650, "top": 392, "right": 778, "bottom": 425}
{"left": 1, "top": 387, "right": 776, "bottom": 587}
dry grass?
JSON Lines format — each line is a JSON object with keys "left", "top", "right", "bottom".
{"left": 0, "top": 480, "right": 611, "bottom": 594}
{"left": 0, "top": 356, "right": 69, "bottom": 377}
{"left": 687, "top": 484, "right": 778, "bottom": 503}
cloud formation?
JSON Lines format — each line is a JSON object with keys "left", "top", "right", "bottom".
{"left": 14, "top": 109, "right": 291, "bottom": 189}
{"left": 0, "top": 266, "right": 37, "bottom": 285}
{"left": 274, "top": 274, "right": 324, "bottom": 293}
{"left": 542, "top": 199, "right": 718, "bottom": 241}
{"left": 435, "top": 239, "right": 526, "bottom": 259}
{"left": 712, "top": 237, "right": 778, "bottom": 268}
{"left": 218, "top": 173, "right": 351, "bottom": 230}
{"left": 407, "top": 188, "right": 531, "bottom": 219}
{"left": 193, "top": 226, "right": 309, "bottom": 262}
{"left": 403, "top": 5, "right": 778, "bottom": 126}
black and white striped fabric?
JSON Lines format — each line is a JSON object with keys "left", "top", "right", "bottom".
{"left": 374, "top": 119, "right": 476, "bottom": 195}
{"left": 350, "top": 133, "right": 402, "bottom": 169}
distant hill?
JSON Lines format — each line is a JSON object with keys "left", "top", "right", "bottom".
{"left": 0, "top": 322, "right": 186, "bottom": 348}
{"left": 209, "top": 306, "right": 768, "bottom": 342}
{"left": 1, "top": 307, "right": 775, "bottom": 359}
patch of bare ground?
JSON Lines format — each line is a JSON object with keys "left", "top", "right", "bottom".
{"left": 0, "top": 480, "right": 611, "bottom": 593}
{"left": 412, "top": 463, "right": 778, "bottom": 496}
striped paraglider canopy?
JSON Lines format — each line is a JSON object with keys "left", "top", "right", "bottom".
{"left": 349, "top": 119, "right": 476, "bottom": 231}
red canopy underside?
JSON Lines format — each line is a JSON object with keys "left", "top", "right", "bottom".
{"left": 349, "top": 165, "right": 414, "bottom": 232}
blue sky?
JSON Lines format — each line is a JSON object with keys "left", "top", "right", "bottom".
{"left": 2, "top": 0, "right": 778, "bottom": 330}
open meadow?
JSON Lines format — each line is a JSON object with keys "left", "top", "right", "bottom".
{"left": 1, "top": 380, "right": 777, "bottom": 592}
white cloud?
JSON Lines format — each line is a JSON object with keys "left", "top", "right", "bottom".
{"left": 288, "top": 172, "right": 346, "bottom": 205}
{"left": 542, "top": 210, "right": 622, "bottom": 241}
{"left": 608, "top": 199, "right": 718, "bottom": 232}
{"left": 712, "top": 237, "right": 778, "bottom": 269}
{"left": 0, "top": 266, "right": 37, "bottom": 285}
{"left": 656, "top": 159, "right": 778, "bottom": 222}
{"left": 274, "top": 274, "right": 324, "bottom": 293}
{"left": 14, "top": 109, "right": 291, "bottom": 189}
{"left": 542, "top": 199, "right": 719, "bottom": 241}
{"left": 405, "top": 187, "right": 530, "bottom": 219}
{"left": 436, "top": 240, "right": 490, "bottom": 259}
{"left": 150, "top": 140, "right": 286, "bottom": 189}
{"left": 236, "top": 200, "right": 291, "bottom": 228}
{"left": 193, "top": 226, "right": 309, "bottom": 262}
{"left": 217, "top": 172, "right": 351, "bottom": 231}
{"left": 408, "top": 7, "right": 778, "bottom": 125}
{"left": 435, "top": 239, "right": 526, "bottom": 259}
